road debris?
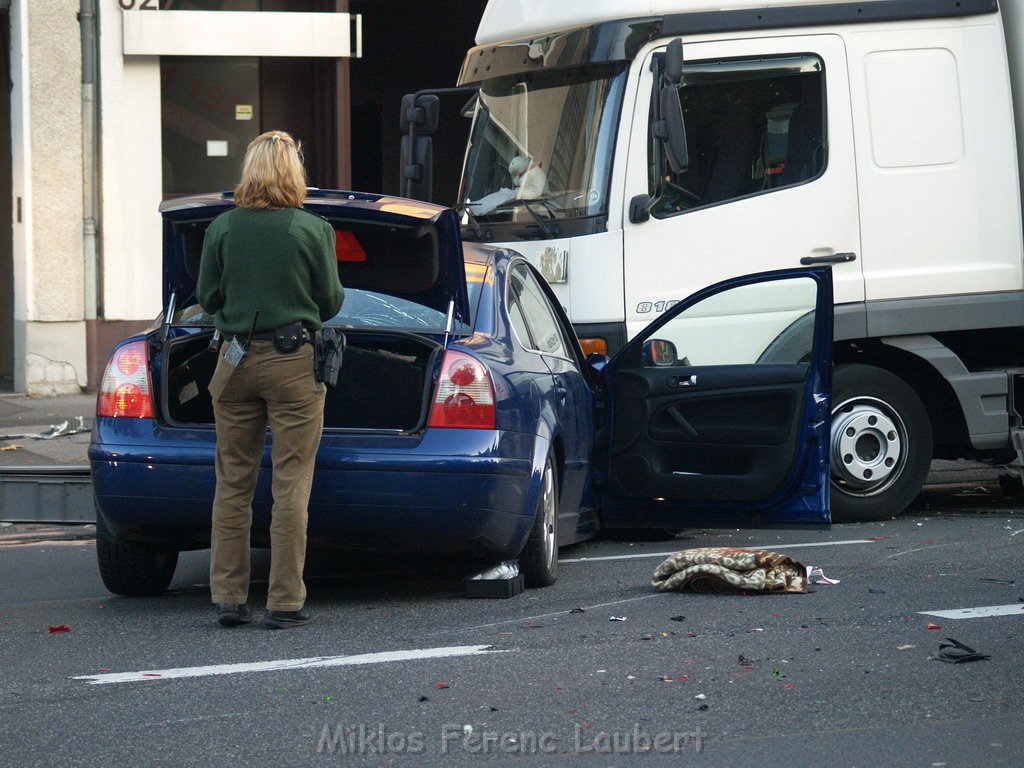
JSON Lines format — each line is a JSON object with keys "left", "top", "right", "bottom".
{"left": 47, "top": 625, "right": 71, "bottom": 634}
{"left": 807, "top": 566, "right": 840, "bottom": 585}
{"left": 926, "top": 623, "right": 944, "bottom": 630}
{"left": 932, "top": 638, "right": 990, "bottom": 664}
{"left": 609, "top": 616, "right": 627, "bottom": 621}
{"left": 0, "top": 417, "right": 89, "bottom": 441}
{"left": 897, "top": 644, "right": 916, "bottom": 651}
{"left": 652, "top": 547, "right": 808, "bottom": 594}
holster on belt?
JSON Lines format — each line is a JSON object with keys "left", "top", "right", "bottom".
{"left": 314, "top": 328, "right": 345, "bottom": 386}
{"left": 271, "top": 321, "right": 309, "bottom": 354}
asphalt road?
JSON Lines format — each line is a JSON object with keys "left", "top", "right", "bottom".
{"left": 1, "top": 485, "right": 1021, "bottom": 767}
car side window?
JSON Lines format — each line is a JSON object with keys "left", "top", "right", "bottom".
{"left": 507, "top": 264, "right": 571, "bottom": 358}
{"left": 652, "top": 55, "right": 826, "bottom": 217}
{"left": 640, "top": 276, "right": 818, "bottom": 367}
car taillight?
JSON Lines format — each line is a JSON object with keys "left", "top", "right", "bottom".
{"left": 427, "top": 350, "right": 496, "bottom": 429}
{"left": 97, "top": 340, "right": 155, "bottom": 418}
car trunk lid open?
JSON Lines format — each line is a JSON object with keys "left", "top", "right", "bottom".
{"left": 155, "top": 190, "right": 471, "bottom": 433}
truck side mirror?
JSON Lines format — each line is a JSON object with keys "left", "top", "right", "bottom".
{"left": 400, "top": 94, "right": 440, "bottom": 200}
{"left": 400, "top": 134, "right": 433, "bottom": 202}
{"left": 664, "top": 38, "right": 684, "bottom": 85}
{"left": 655, "top": 38, "right": 690, "bottom": 175}
{"left": 400, "top": 93, "right": 440, "bottom": 135}
{"left": 658, "top": 87, "right": 689, "bottom": 174}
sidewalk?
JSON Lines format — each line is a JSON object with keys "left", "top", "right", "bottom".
{"left": 0, "top": 392, "right": 96, "bottom": 467}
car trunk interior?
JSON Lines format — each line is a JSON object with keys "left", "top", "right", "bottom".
{"left": 162, "top": 329, "right": 442, "bottom": 432}
{"left": 160, "top": 206, "right": 457, "bottom": 432}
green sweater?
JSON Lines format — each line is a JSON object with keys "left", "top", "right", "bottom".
{"left": 197, "top": 207, "right": 344, "bottom": 335}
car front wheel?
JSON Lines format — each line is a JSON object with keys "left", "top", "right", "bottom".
{"left": 96, "top": 535, "right": 179, "bottom": 596}
{"left": 519, "top": 454, "right": 558, "bottom": 587}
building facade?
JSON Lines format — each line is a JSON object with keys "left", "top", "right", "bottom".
{"left": 0, "top": 0, "right": 483, "bottom": 395}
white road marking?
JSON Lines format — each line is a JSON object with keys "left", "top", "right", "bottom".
{"left": 72, "top": 644, "right": 505, "bottom": 685}
{"left": 559, "top": 538, "right": 877, "bottom": 564}
{"left": 920, "top": 604, "right": 1024, "bottom": 620}
{"left": 1011, "top": 529, "right": 1024, "bottom": 537}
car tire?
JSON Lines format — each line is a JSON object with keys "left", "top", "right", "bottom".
{"left": 830, "top": 364, "right": 933, "bottom": 523}
{"left": 96, "top": 535, "right": 179, "bottom": 596}
{"left": 519, "top": 453, "right": 558, "bottom": 588}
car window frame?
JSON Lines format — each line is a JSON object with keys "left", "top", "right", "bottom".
{"left": 504, "top": 260, "right": 579, "bottom": 365}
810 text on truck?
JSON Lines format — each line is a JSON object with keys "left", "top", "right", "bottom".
{"left": 400, "top": 0, "right": 1024, "bottom": 522}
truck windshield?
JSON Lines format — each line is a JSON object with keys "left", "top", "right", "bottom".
{"left": 461, "top": 63, "right": 627, "bottom": 229}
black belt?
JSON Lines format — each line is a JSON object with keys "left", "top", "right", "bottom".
{"left": 249, "top": 328, "right": 312, "bottom": 342}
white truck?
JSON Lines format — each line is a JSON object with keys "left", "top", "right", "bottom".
{"left": 400, "top": 0, "right": 1024, "bottom": 522}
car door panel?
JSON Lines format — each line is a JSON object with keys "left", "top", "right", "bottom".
{"left": 602, "top": 267, "right": 833, "bottom": 527}
{"left": 610, "top": 367, "right": 806, "bottom": 503}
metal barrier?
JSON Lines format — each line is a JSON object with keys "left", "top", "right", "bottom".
{"left": 0, "top": 466, "right": 94, "bottom": 523}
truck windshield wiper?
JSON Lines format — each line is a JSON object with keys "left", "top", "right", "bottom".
{"left": 456, "top": 205, "right": 492, "bottom": 241}
{"left": 516, "top": 198, "right": 561, "bottom": 239}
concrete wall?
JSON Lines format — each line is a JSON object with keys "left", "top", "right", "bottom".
{"left": 96, "top": 11, "right": 164, "bottom": 322}
{"left": 11, "top": 0, "right": 87, "bottom": 395}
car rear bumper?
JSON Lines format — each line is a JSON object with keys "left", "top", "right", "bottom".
{"left": 90, "top": 420, "right": 544, "bottom": 558}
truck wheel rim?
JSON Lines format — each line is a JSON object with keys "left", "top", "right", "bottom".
{"left": 541, "top": 462, "right": 556, "bottom": 567}
{"left": 830, "top": 397, "right": 905, "bottom": 496}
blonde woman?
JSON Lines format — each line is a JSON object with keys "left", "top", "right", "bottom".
{"left": 197, "top": 130, "right": 344, "bottom": 629}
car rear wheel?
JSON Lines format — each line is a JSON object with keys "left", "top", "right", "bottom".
{"left": 97, "top": 535, "right": 179, "bottom": 596}
{"left": 519, "top": 454, "right": 558, "bottom": 588}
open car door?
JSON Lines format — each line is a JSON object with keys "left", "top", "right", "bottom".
{"left": 601, "top": 267, "right": 833, "bottom": 528}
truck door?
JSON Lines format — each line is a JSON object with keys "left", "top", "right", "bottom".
{"left": 622, "top": 35, "right": 861, "bottom": 340}
{"left": 601, "top": 266, "right": 834, "bottom": 529}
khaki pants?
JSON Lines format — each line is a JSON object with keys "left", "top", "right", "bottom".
{"left": 208, "top": 340, "right": 325, "bottom": 611}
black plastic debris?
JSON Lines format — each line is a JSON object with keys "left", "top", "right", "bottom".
{"left": 670, "top": 615, "right": 686, "bottom": 622}
{"left": 464, "top": 561, "right": 524, "bottom": 599}
{"left": 868, "top": 588, "right": 887, "bottom": 594}
{"left": 979, "top": 578, "right": 1015, "bottom": 584}
{"left": 932, "top": 638, "right": 990, "bottom": 664}
{"left": 569, "top": 608, "right": 586, "bottom": 614}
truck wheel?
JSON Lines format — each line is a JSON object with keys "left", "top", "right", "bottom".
{"left": 519, "top": 454, "right": 558, "bottom": 587}
{"left": 830, "top": 364, "right": 932, "bottom": 522}
{"left": 96, "top": 535, "right": 178, "bottom": 596}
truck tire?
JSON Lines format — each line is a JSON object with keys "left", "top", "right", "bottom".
{"left": 97, "top": 535, "right": 178, "bottom": 596}
{"left": 519, "top": 453, "right": 558, "bottom": 587}
{"left": 830, "top": 364, "right": 932, "bottom": 522}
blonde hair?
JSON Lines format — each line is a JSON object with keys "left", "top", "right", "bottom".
{"left": 234, "top": 131, "right": 307, "bottom": 209}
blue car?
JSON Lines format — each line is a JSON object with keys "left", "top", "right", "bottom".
{"left": 90, "top": 190, "right": 833, "bottom": 596}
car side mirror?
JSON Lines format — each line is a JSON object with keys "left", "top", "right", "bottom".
{"left": 642, "top": 338, "right": 678, "bottom": 367}
{"left": 585, "top": 352, "right": 610, "bottom": 373}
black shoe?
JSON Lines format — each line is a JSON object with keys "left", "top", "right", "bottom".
{"left": 265, "top": 609, "right": 311, "bottom": 629}
{"left": 216, "top": 603, "right": 254, "bottom": 627}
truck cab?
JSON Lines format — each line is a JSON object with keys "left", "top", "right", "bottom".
{"left": 404, "top": 0, "right": 1024, "bottom": 522}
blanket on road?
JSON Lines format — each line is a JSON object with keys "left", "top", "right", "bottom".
{"left": 651, "top": 547, "right": 808, "bottom": 594}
